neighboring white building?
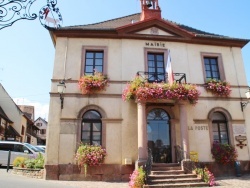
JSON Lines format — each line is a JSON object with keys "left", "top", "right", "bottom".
{"left": 45, "top": 0, "right": 250, "bottom": 181}
{"left": 34, "top": 117, "right": 47, "bottom": 145}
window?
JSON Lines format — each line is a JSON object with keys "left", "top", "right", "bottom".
{"left": 41, "top": 129, "right": 46, "bottom": 134}
{"left": 204, "top": 57, "right": 220, "bottom": 80}
{"left": 85, "top": 51, "right": 104, "bottom": 75}
{"left": 36, "top": 123, "right": 42, "bottom": 127}
{"left": 201, "top": 52, "right": 225, "bottom": 81}
{"left": 212, "top": 112, "right": 229, "bottom": 144}
{"left": 0, "top": 143, "right": 14, "bottom": 151}
{"left": 147, "top": 53, "right": 165, "bottom": 82}
{"left": 81, "top": 110, "right": 102, "bottom": 145}
{"left": 21, "top": 126, "right": 25, "bottom": 135}
{"left": 81, "top": 46, "right": 107, "bottom": 76}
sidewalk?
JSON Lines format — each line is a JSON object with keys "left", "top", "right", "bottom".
{"left": 47, "top": 174, "right": 250, "bottom": 188}
{"left": 1, "top": 168, "right": 250, "bottom": 188}
{"left": 215, "top": 174, "right": 250, "bottom": 188}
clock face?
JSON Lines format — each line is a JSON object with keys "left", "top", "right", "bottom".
{"left": 39, "top": 1, "right": 63, "bottom": 29}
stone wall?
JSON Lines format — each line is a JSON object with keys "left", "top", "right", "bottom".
{"left": 12, "top": 167, "right": 44, "bottom": 179}
{"left": 182, "top": 160, "right": 250, "bottom": 177}
{"left": 45, "top": 164, "right": 134, "bottom": 181}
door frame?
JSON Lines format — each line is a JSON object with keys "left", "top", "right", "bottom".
{"left": 146, "top": 105, "right": 177, "bottom": 163}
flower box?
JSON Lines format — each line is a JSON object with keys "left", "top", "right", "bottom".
{"left": 78, "top": 72, "right": 109, "bottom": 94}
{"left": 204, "top": 79, "right": 231, "bottom": 97}
{"left": 122, "top": 76, "right": 200, "bottom": 104}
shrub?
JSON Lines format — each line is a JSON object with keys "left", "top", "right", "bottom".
{"left": 13, "top": 157, "right": 27, "bottom": 168}
{"left": 195, "top": 167, "right": 215, "bottom": 186}
{"left": 24, "top": 158, "right": 36, "bottom": 168}
{"left": 211, "top": 142, "right": 238, "bottom": 164}
{"left": 75, "top": 143, "right": 106, "bottom": 176}
{"left": 129, "top": 166, "right": 146, "bottom": 188}
{"left": 13, "top": 153, "right": 44, "bottom": 169}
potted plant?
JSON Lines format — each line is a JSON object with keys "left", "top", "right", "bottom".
{"left": 204, "top": 79, "right": 231, "bottom": 97}
{"left": 75, "top": 143, "right": 107, "bottom": 177}
{"left": 78, "top": 71, "right": 109, "bottom": 94}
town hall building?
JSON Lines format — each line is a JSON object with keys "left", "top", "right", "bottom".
{"left": 45, "top": 0, "right": 250, "bottom": 182}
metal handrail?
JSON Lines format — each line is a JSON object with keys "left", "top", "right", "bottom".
{"left": 144, "top": 148, "right": 153, "bottom": 184}
{"left": 174, "top": 145, "right": 206, "bottom": 181}
{"left": 136, "top": 71, "right": 186, "bottom": 84}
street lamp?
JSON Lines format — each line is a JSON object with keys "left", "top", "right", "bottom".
{"left": 57, "top": 80, "right": 66, "bottom": 109}
{"left": 240, "top": 87, "right": 250, "bottom": 111}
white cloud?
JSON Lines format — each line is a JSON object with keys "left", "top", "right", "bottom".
{"left": 13, "top": 98, "right": 49, "bottom": 121}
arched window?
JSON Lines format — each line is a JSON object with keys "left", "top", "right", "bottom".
{"left": 212, "top": 112, "right": 229, "bottom": 144}
{"left": 81, "top": 110, "right": 102, "bottom": 145}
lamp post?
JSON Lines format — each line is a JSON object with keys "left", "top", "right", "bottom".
{"left": 57, "top": 80, "right": 66, "bottom": 109}
{"left": 240, "top": 87, "right": 250, "bottom": 111}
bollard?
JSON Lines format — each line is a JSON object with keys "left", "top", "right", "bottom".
{"left": 7, "top": 150, "right": 11, "bottom": 172}
{"left": 235, "top": 161, "right": 241, "bottom": 177}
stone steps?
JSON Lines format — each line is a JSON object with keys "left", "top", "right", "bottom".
{"left": 144, "top": 163, "right": 209, "bottom": 188}
{"left": 149, "top": 174, "right": 197, "bottom": 179}
{"left": 144, "top": 182, "right": 209, "bottom": 187}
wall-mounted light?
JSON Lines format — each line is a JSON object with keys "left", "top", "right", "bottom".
{"left": 240, "top": 87, "right": 250, "bottom": 111}
{"left": 57, "top": 80, "right": 66, "bottom": 109}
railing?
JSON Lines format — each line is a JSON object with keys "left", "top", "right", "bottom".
{"left": 174, "top": 145, "right": 206, "bottom": 180}
{"left": 175, "top": 145, "right": 185, "bottom": 163}
{"left": 136, "top": 71, "right": 186, "bottom": 84}
{"left": 144, "top": 148, "right": 153, "bottom": 184}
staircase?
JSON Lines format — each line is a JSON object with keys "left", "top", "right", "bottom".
{"left": 144, "top": 163, "right": 209, "bottom": 187}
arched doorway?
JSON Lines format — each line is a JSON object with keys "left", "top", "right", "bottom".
{"left": 147, "top": 108, "right": 171, "bottom": 163}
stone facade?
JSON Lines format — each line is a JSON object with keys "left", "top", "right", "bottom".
{"left": 45, "top": 0, "right": 250, "bottom": 181}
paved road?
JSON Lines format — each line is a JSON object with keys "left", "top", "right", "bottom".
{"left": 1, "top": 167, "right": 250, "bottom": 188}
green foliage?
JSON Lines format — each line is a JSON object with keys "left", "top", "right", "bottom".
{"left": 24, "top": 158, "right": 36, "bottom": 168}
{"left": 13, "top": 153, "right": 44, "bottom": 169}
{"left": 13, "top": 157, "right": 27, "bottom": 168}
{"left": 129, "top": 166, "right": 146, "bottom": 188}
{"left": 34, "top": 153, "right": 45, "bottom": 169}
{"left": 195, "top": 167, "right": 215, "bottom": 186}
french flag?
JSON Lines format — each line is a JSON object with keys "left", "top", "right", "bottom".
{"left": 166, "top": 49, "right": 174, "bottom": 85}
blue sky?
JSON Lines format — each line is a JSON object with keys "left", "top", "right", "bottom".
{"left": 0, "top": 0, "right": 249, "bottom": 119}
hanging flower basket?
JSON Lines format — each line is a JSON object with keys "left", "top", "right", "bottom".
{"left": 78, "top": 71, "right": 109, "bottom": 94}
{"left": 204, "top": 79, "right": 231, "bottom": 97}
{"left": 122, "top": 76, "right": 200, "bottom": 104}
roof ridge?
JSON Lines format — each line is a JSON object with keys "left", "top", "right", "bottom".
{"left": 67, "top": 13, "right": 141, "bottom": 28}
